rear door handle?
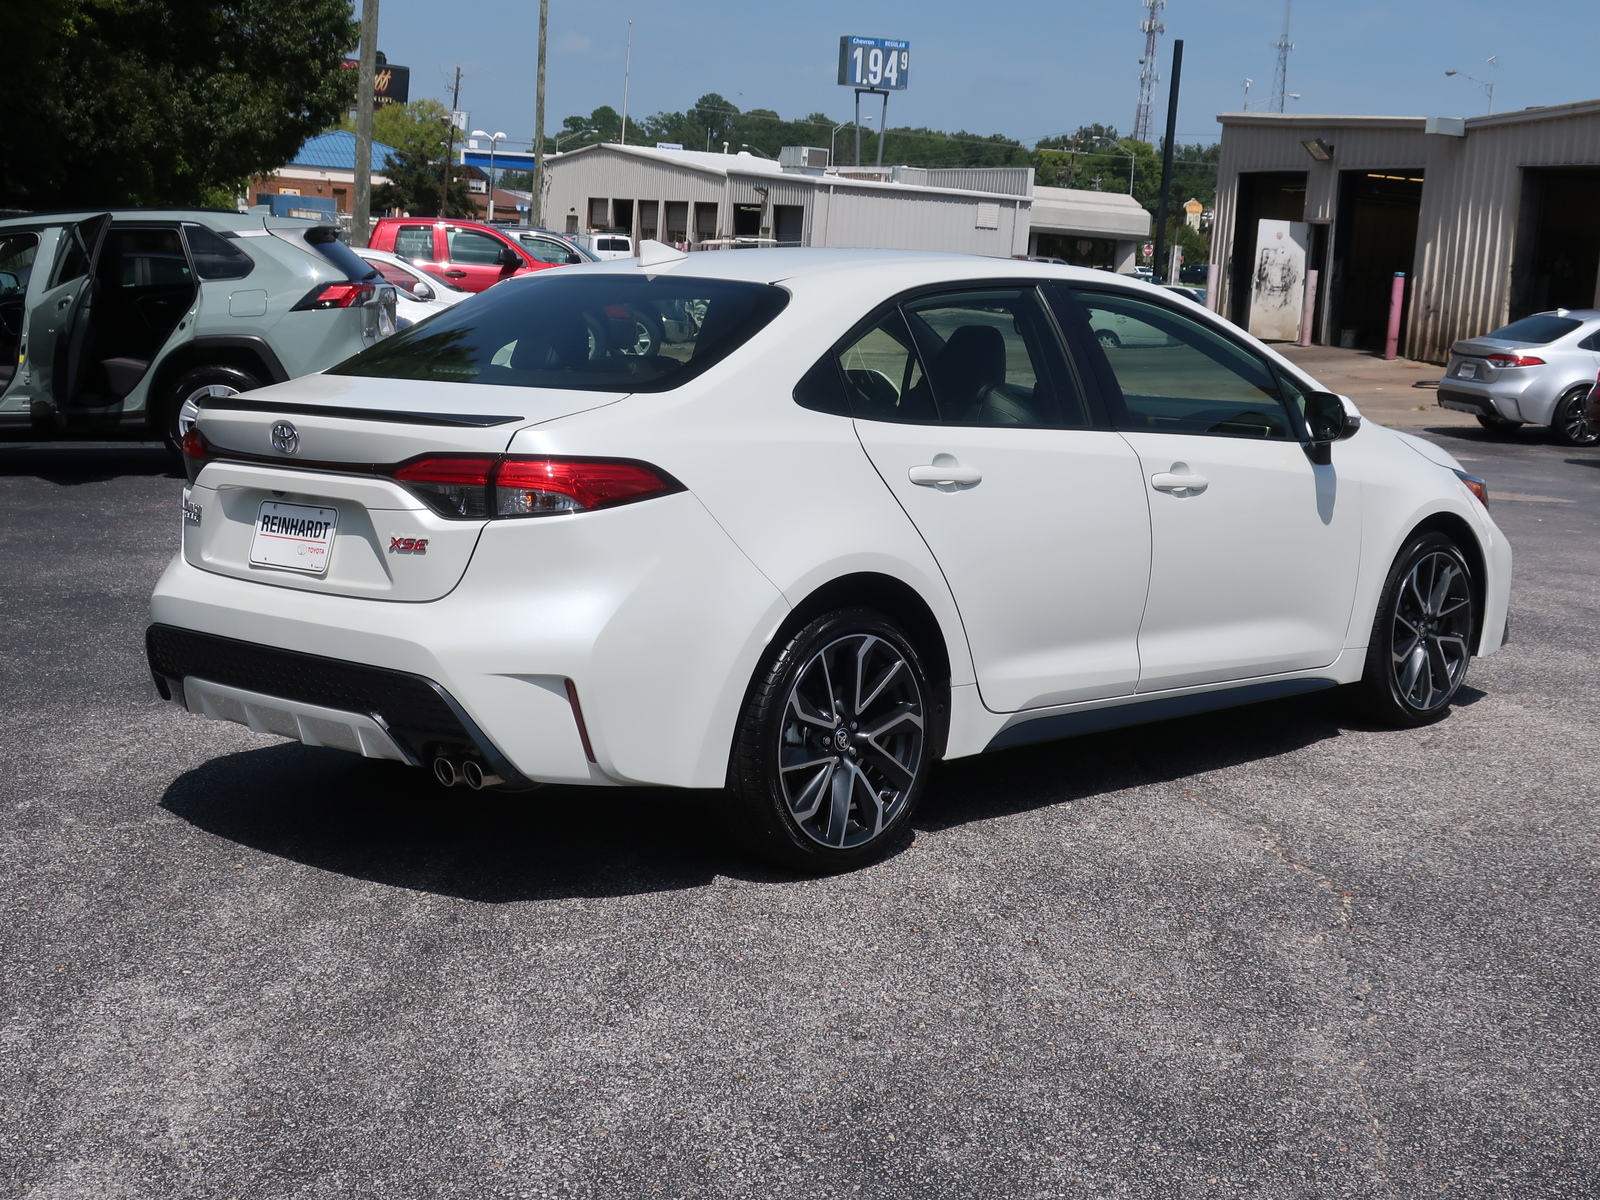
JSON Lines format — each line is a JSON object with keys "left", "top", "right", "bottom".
{"left": 1151, "top": 469, "right": 1208, "bottom": 494}
{"left": 908, "top": 459, "right": 982, "bottom": 488}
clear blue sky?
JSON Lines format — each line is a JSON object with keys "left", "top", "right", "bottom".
{"left": 368, "top": 0, "right": 1598, "bottom": 150}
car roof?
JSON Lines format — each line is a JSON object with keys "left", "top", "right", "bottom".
{"left": 564, "top": 246, "right": 1151, "bottom": 290}
{"left": 0, "top": 208, "right": 316, "bottom": 233}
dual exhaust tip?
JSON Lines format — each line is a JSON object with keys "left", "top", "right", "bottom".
{"left": 433, "top": 755, "right": 502, "bottom": 791}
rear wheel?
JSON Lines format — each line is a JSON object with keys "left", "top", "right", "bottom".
{"left": 730, "top": 608, "right": 933, "bottom": 873}
{"left": 1474, "top": 412, "right": 1522, "bottom": 434}
{"left": 161, "top": 364, "right": 263, "bottom": 456}
{"left": 1352, "top": 532, "right": 1476, "bottom": 727}
{"left": 1550, "top": 384, "right": 1600, "bottom": 447}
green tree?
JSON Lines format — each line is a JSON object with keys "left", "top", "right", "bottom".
{"left": 0, "top": 0, "right": 357, "bottom": 208}
{"left": 371, "top": 148, "right": 474, "bottom": 218}
{"left": 340, "top": 98, "right": 455, "bottom": 161}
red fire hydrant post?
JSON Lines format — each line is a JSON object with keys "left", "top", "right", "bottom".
{"left": 1383, "top": 272, "right": 1406, "bottom": 361}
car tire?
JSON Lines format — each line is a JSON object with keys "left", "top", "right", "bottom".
{"left": 729, "top": 608, "right": 934, "bottom": 873}
{"left": 1550, "top": 384, "right": 1600, "bottom": 447}
{"left": 1351, "top": 531, "right": 1476, "bottom": 728}
{"left": 161, "top": 365, "right": 263, "bottom": 456}
{"left": 1095, "top": 328, "right": 1122, "bottom": 349}
{"left": 1474, "top": 412, "right": 1522, "bottom": 434}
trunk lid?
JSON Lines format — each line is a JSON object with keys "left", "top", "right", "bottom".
{"left": 184, "top": 374, "right": 624, "bottom": 601}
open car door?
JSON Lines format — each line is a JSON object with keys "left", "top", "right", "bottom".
{"left": 28, "top": 213, "right": 111, "bottom": 413}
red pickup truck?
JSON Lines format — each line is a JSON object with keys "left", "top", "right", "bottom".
{"left": 367, "top": 219, "right": 572, "bottom": 293}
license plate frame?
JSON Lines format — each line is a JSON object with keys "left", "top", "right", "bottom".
{"left": 249, "top": 500, "right": 338, "bottom": 575}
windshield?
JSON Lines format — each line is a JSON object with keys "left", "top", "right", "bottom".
{"left": 1483, "top": 314, "right": 1584, "bottom": 344}
{"left": 328, "top": 272, "right": 789, "bottom": 392}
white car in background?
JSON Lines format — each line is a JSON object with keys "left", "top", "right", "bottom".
{"left": 148, "top": 246, "right": 1511, "bottom": 873}
{"left": 570, "top": 232, "right": 635, "bottom": 261}
{"left": 500, "top": 229, "right": 595, "bottom": 266}
{"left": 355, "top": 248, "right": 470, "bottom": 326}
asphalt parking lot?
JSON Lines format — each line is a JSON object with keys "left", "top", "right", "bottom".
{"left": 2, "top": 420, "right": 1597, "bottom": 1199}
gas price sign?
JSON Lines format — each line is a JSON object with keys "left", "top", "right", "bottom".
{"left": 838, "top": 37, "right": 910, "bottom": 90}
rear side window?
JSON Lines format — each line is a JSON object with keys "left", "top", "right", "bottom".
{"left": 363, "top": 258, "right": 423, "bottom": 294}
{"left": 597, "top": 238, "right": 631, "bottom": 252}
{"left": 50, "top": 228, "right": 90, "bottom": 286}
{"left": 182, "top": 224, "right": 254, "bottom": 280}
{"left": 1485, "top": 314, "right": 1583, "bottom": 344}
{"left": 393, "top": 225, "right": 434, "bottom": 259}
{"left": 329, "top": 273, "right": 789, "bottom": 393}
{"left": 301, "top": 226, "right": 377, "bottom": 282}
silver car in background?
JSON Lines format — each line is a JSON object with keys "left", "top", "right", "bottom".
{"left": 1438, "top": 310, "right": 1600, "bottom": 445}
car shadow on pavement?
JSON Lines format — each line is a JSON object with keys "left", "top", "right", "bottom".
{"left": 0, "top": 442, "right": 177, "bottom": 484}
{"left": 162, "top": 690, "right": 1370, "bottom": 900}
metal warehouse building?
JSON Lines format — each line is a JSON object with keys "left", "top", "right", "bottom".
{"left": 1210, "top": 99, "right": 1600, "bottom": 362}
{"left": 543, "top": 143, "right": 1149, "bottom": 270}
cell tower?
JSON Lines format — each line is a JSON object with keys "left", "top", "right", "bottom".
{"left": 1133, "top": 0, "right": 1165, "bottom": 143}
{"left": 1270, "top": 0, "right": 1294, "bottom": 113}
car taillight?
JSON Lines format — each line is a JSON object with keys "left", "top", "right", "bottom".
{"left": 393, "top": 455, "right": 681, "bottom": 520}
{"left": 292, "top": 281, "right": 376, "bottom": 311}
{"left": 393, "top": 456, "right": 498, "bottom": 518}
{"left": 180, "top": 428, "right": 212, "bottom": 486}
{"left": 1483, "top": 353, "right": 1545, "bottom": 367}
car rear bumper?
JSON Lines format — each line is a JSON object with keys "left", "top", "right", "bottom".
{"left": 1437, "top": 384, "right": 1522, "bottom": 421}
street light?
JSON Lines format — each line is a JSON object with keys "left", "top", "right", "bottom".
{"left": 1445, "top": 57, "right": 1497, "bottom": 114}
{"left": 553, "top": 127, "right": 596, "bottom": 152}
{"left": 828, "top": 120, "right": 852, "bottom": 166}
{"left": 470, "top": 129, "right": 508, "bottom": 221}
{"left": 1089, "top": 136, "right": 1137, "bottom": 195}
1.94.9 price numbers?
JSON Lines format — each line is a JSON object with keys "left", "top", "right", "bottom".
{"left": 838, "top": 36, "right": 911, "bottom": 90}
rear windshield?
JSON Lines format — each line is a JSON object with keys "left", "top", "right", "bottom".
{"left": 302, "top": 226, "right": 378, "bottom": 282}
{"left": 1483, "top": 314, "right": 1583, "bottom": 344}
{"left": 328, "top": 272, "right": 790, "bottom": 392}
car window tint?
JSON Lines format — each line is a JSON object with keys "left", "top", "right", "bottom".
{"left": 393, "top": 225, "right": 435, "bottom": 259}
{"left": 330, "top": 274, "right": 787, "bottom": 393}
{"left": 518, "top": 236, "right": 575, "bottom": 265}
{"left": 182, "top": 224, "right": 254, "bottom": 280}
{"left": 447, "top": 229, "right": 505, "bottom": 265}
{"left": 1484, "top": 314, "right": 1582, "bottom": 344}
{"left": 835, "top": 309, "right": 936, "bottom": 423}
{"left": 50, "top": 228, "right": 90, "bottom": 286}
{"left": 364, "top": 259, "right": 422, "bottom": 293}
{"left": 598, "top": 238, "right": 631, "bottom": 252}
{"left": 1069, "top": 289, "right": 1294, "bottom": 439}
{"left": 0, "top": 234, "right": 38, "bottom": 294}
{"left": 1579, "top": 330, "right": 1600, "bottom": 352}
{"left": 901, "top": 288, "right": 1085, "bottom": 428}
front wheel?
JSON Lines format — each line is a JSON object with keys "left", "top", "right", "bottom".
{"left": 729, "top": 609, "right": 934, "bottom": 872}
{"left": 161, "top": 365, "right": 263, "bottom": 455}
{"left": 1352, "top": 532, "right": 1476, "bottom": 727}
{"left": 1550, "top": 384, "right": 1600, "bottom": 447}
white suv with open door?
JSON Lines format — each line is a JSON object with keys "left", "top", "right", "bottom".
{"left": 0, "top": 210, "right": 397, "bottom": 451}
{"left": 147, "top": 246, "right": 1511, "bottom": 872}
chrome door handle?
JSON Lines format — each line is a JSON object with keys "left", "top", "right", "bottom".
{"left": 1150, "top": 471, "right": 1208, "bottom": 494}
{"left": 908, "top": 460, "right": 982, "bottom": 488}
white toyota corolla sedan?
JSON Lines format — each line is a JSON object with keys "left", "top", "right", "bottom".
{"left": 147, "top": 245, "right": 1511, "bottom": 871}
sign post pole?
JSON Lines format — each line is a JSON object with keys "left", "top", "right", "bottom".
{"left": 351, "top": 0, "right": 379, "bottom": 247}
{"left": 838, "top": 35, "right": 910, "bottom": 170}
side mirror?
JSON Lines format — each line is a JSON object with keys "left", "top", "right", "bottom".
{"left": 411, "top": 281, "right": 434, "bottom": 301}
{"left": 566, "top": 253, "right": 583, "bottom": 264}
{"left": 1303, "top": 391, "right": 1362, "bottom": 464}
{"left": 497, "top": 245, "right": 521, "bottom": 269}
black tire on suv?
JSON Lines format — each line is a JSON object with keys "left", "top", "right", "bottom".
{"left": 160, "top": 364, "right": 263, "bottom": 457}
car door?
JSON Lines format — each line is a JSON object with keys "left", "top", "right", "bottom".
{"left": 441, "top": 226, "right": 518, "bottom": 292}
{"left": 27, "top": 213, "right": 111, "bottom": 408}
{"left": 1054, "top": 285, "right": 1362, "bottom": 693}
{"left": 843, "top": 285, "right": 1153, "bottom": 712}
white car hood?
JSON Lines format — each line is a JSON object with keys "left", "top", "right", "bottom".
{"left": 1389, "top": 428, "right": 1467, "bottom": 473}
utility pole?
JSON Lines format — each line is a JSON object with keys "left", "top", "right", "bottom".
{"left": 533, "top": 0, "right": 548, "bottom": 228}
{"left": 1270, "top": 0, "right": 1294, "bottom": 113}
{"left": 351, "top": 0, "right": 379, "bottom": 247}
{"left": 620, "top": 19, "right": 633, "bottom": 146}
{"left": 1152, "top": 38, "right": 1183, "bottom": 284}
{"left": 440, "top": 65, "right": 462, "bottom": 218}
{"left": 1133, "top": 0, "right": 1165, "bottom": 143}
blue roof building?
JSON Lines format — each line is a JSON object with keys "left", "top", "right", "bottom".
{"left": 254, "top": 130, "right": 401, "bottom": 214}
{"left": 285, "top": 129, "right": 400, "bottom": 171}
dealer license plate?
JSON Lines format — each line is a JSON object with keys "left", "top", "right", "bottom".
{"left": 1456, "top": 363, "right": 1478, "bottom": 379}
{"left": 249, "top": 501, "right": 338, "bottom": 574}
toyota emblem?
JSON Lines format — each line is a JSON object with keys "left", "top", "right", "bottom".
{"left": 270, "top": 421, "right": 300, "bottom": 455}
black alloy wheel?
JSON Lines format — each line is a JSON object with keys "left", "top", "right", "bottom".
{"left": 1474, "top": 412, "right": 1522, "bottom": 434}
{"left": 162, "top": 364, "right": 263, "bottom": 457}
{"left": 1354, "top": 532, "right": 1476, "bottom": 727}
{"left": 1551, "top": 384, "right": 1600, "bottom": 447}
{"left": 730, "top": 608, "right": 934, "bottom": 872}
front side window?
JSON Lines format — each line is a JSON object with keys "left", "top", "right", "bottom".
{"left": 517, "top": 236, "right": 576, "bottom": 265}
{"left": 330, "top": 273, "right": 788, "bottom": 393}
{"left": 392, "top": 225, "right": 435, "bottom": 260}
{"left": 447, "top": 228, "right": 506, "bottom": 265}
{"left": 0, "top": 234, "right": 38, "bottom": 295}
{"left": 1068, "top": 289, "right": 1297, "bottom": 439}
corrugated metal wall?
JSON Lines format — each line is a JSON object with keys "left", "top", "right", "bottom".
{"left": 1215, "top": 104, "right": 1600, "bottom": 363}
{"left": 814, "top": 186, "right": 1026, "bottom": 256}
{"left": 545, "top": 153, "right": 725, "bottom": 235}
